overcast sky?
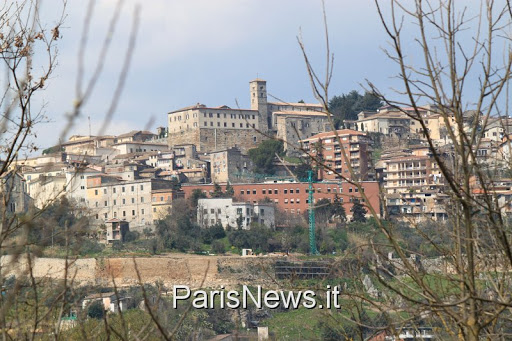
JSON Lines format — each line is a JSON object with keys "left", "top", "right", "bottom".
{"left": 31, "top": 0, "right": 400, "bottom": 151}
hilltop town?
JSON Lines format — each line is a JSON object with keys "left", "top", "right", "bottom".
{"left": 2, "top": 78, "right": 512, "bottom": 339}
{"left": 3, "top": 79, "right": 511, "bottom": 234}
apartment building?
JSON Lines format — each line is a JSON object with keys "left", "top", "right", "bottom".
{"left": 86, "top": 175, "right": 177, "bottom": 231}
{"left": 383, "top": 155, "right": 444, "bottom": 194}
{"left": 300, "top": 129, "right": 372, "bottom": 181}
{"left": 151, "top": 188, "right": 185, "bottom": 221}
{"left": 197, "top": 198, "right": 275, "bottom": 229}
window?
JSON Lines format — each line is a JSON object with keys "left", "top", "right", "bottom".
{"left": 132, "top": 210, "right": 135, "bottom": 216}
{"left": 80, "top": 186, "right": 85, "bottom": 190}
{"left": 95, "top": 202, "right": 98, "bottom": 207}
{"left": 290, "top": 189, "right": 294, "bottom": 194}
{"left": 114, "top": 212, "right": 117, "bottom": 218}
{"left": 240, "top": 123, "right": 243, "bottom": 128}
{"left": 103, "top": 189, "right": 107, "bottom": 194}
{"left": 141, "top": 209, "right": 145, "bottom": 215}
{"left": 113, "top": 200, "right": 117, "bottom": 205}
{"left": 260, "top": 208, "right": 265, "bottom": 215}
{"left": 204, "top": 122, "right": 208, "bottom": 127}
{"left": 161, "top": 196, "right": 164, "bottom": 201}
{"left": 153, "top": 208, "right": 157, "bottom": 212}
{"left": 131, "top": 198, "right": 135, "bottom": 204}
{"left": 274, "top": 189, "right": 278, "bottom": 194}
{"left": 95, "top": 214, "right": 99, "bottom": 219}
{"left": 262, "top": 189, "right": 266, "bottom": 194}
{"left": 104, "top": 213, "right": 108, "bottom": 219}
{"left": 131, "top": 186, "right": 135, "bottom": 192}
{"left": 232, "top": 123, "right": 235, "bottom": 127}
{"left": 141, "top": 197, "right": 144, "bottom": 203}
{"left": 122, "top": 199, "right": 126, "bottom": 205}
{"left": 284, "top": 189, "right": 288, "bottom": 194}
{"left": 240, "top": 190, "right": 245, "bottom": 195}
{"left": 211, "top": 209, "right": 215, "bottom": 214}
{"left": 122, "top": 187, "right": 125, "bottom": 193}
{"left": 237, "top": 208, "right": 243, "bottom": 215}
{"left": 95, "top": 189, "right": 98, "bottom": 195}
{"left": 253, "top": 190, "right": 256, "bottom": 194}
{"left": 296, "top": 188, "right": 300, "bottom": 193}
{"left": 104, "top": 201, "right": 108, "bottom": 207}
{"left": 113, "top": 188, "right": 116, "bottom": 193}
{"left": 140, "top": 185, "right": 144, "bottom": 191}
{"left": 122, "top": 211, "right": 126, "bottom": 217}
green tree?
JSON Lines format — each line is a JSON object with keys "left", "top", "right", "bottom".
{"left": 170, "top": 177, "right": 182, "bottom": 191}
{"left": 350, "top": 199, "right": 367, "bottom": 223}
{"left": 332, "top": 194, "right": 347, "bottom": 222}
{"left": 248, "top": 139, "right": 284, "bottom": 175}
{"left": 225, "top": 182, "right": 234, "bottom": 197}
{"left": 212, "top": 183, "right": 224, "bottom": 198}
{"left": 328, "top": 90, "right": 382, "bottom": 128}
{"left": 87, "top": 301, "right": 105, "bottom": 319}
{"left": 190, "top": 189, "right": 207, "bottom": 208}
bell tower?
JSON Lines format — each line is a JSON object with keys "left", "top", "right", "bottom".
{"left": 250, "top": 79, "right": 269, "bottom": 131}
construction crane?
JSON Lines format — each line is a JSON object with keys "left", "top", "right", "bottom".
{"left": 308, "top": 170, "right": 319, "bottom": 255}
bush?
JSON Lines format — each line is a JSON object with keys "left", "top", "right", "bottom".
{"left": 211, "top": 240, "right": 226, "bottom": 254}
{"left": 124, "top": 231, "right": 140, "bottom": 242}
{"left": 79, "top": 239, "right": 105, "bottom": 256}
{"left": 87, "top": 300, "right": 105, "bottom": 319}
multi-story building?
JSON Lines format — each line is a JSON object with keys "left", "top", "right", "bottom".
{"left": 209, "top": 147, "right": 253, "bottom": 184}
{"left": 300, "top": 129, "right": 373, "bottom": 181}
{"left": 0, "top": 170, "right": 31, "bottom": 214}
{"left": 383, "top": 155, "right": 444, "bottom": 194}
{"left": 349, "top": 108, "right": 412, "bottom": 138}
{"left": 167, "top": 79, "right": 328, "bottom": 154}
{"left": 151, "top": 188, "right": 184, "bottom": 221}
{"left": 274, "top": 110, "right": 329, "bottom": 154}
{"left": 86, "top": 175, "right": 178, "bottom": 231}
{"left": 182, "top": 181, "right": 380, "bottom": 220}
{"left": 197, "top": 198, "right": 275, "bottom": 229}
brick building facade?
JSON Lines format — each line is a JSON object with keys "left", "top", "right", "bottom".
{"left": 182, "top": 181, "right": 380, "bottom": 219}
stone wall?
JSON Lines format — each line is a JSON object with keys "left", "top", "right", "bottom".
{"left": 0, "top": 254, "right": 277, "bottom": 289}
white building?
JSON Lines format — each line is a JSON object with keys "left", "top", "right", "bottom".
{"left": 197, "top": 198, "right": 275, "bottom": 230}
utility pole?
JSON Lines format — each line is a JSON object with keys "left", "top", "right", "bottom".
{"left": 308, "top": 170, "right": 318, "bottom": 255}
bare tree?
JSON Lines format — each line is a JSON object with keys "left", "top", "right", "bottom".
{"left": 284, "top": 0, "right": 512, "bottom": 340}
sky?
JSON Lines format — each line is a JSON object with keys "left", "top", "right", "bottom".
{"left": 29, "top": 0, "right": 401, "bottom": 151}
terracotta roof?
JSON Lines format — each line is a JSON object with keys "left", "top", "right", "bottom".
{"left": 300, "top": 129, "right": 367, "bottom": 142}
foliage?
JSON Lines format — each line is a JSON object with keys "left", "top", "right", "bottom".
{"left": 248, "top": 139, "right": 284, "bottom": 175}
{"left": 350, "top": 199, "right": 367, "bottom": 223}
{"left": 211, "top": 240, "right": 226, "bottom": 254}
{"left": 156, "top": 199, "right": 201, "bottom": 252}
{"left": 328, "top": 90, "right": 382, "bottom": 128}
{"left": 190, "top": 189, "right": 207, "bottom": 208}
{"left": 87, "top": 301, "right": 104, "bottom": 319}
